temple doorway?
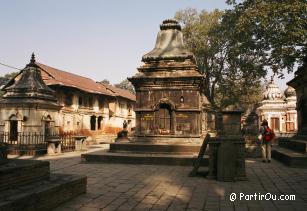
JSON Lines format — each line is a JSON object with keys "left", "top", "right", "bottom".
{"left": 45, "top": 121, "right": 51, "bottom": 137}
{"left": 9, "top": 120, "right": 18, "bottom": 141}
{"left": 270, "top": 117, "right": 280, "bottom": 131}
{"left": 90, "top": 115, "right": 96, "bottom": 131}
{"left": 97, "top": 116, "right": 103, "bottom": 130}
{"left": 156, "top": 104, "right": 171, "bottom": 134}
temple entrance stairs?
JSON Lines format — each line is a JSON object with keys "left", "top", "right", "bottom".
{"left": 272, "top": 135, "right": 307, "bottom": 168}
{"left": 0, "top": 159, "right": 86, "bottom": 210}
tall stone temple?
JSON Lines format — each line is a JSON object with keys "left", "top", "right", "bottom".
{"left": 128, "top": 19, "right": 206, "bottom": 144}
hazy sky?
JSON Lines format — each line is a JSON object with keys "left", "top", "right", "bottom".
{"left": 0, "top": 0, "right": 293, "bottom": 89}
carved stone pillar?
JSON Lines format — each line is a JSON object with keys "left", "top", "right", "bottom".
{"left": 208, "top": 105, "right": 246, "bottom": 181}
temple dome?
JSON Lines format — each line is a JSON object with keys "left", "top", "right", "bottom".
{"left": 284, "top": 86, "right": 296, "bottom": 98}
{"left": 142, "top": 19, "right": 194, "bottom": 62}
{"left": 263, "top": 79, "right": 284, "bottom": 100}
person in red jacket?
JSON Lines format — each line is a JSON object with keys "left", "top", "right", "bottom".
{"left": 259, "top": 119, "right": 275, "bottom": 163}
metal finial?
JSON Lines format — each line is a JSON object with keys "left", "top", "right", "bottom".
{"left": 30, "top": 52, "right": 36, "bottom": 64}
{"left": 270, "top": 75, "right": 274, "bottom": 82}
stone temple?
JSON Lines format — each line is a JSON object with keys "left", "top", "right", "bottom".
{"left": 128, "top": 19, "right": 206, "bottom": 144}
{"left": 256, "top": 78, "right": 297, "bottom": 134}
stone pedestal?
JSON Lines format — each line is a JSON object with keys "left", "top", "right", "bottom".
{"left": 74, "top": 136, "right": 87, "bottom": 151}
{"left": 46, "top": 138, "right": 61, "bottom": 155}
{"left": 208, "top": 137, "right": 246, "bottom": 181}
{"left": 208, "top": 105, "right": 247, "bottom": 181}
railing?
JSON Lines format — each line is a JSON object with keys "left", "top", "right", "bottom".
{"left": 0, "top": 132, "right": 46, "bottom": 145}
{"left": 59, "top": 133, "right": 75, "bottom": 152}
{"left": 0, "top": 132, "right": 47, "bottom": 155}
{"left": 0, "top": 132, "right": 76, "bottom": 155}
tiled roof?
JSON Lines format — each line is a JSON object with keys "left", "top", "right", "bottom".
{"left": 36, "top": 63, "right": 136, "bottom": 101}
{"left": 102, "top": 83, "right": 136, "bottom": 102}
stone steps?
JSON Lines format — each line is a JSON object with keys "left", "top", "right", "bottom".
{"left": 272, "top": 146, "right": 307, "bottom": 168}
{"left": 82, "top": 150, "right": 208, "bottom": 166}
{"left": 278, "top": 137, "right": 307, "bottom": 153}
{"left": 0, "top": 173, "right": 86, "bottom": 211}
{"left": 0, "top": 158, "right": 87, "bottom": 211}
{"left": 0, "top": 159, "right": 50, "bottom": 192}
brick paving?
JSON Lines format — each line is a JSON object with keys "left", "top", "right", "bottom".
{"left": 10, "top": 145, "right": 307, "bottom": 211}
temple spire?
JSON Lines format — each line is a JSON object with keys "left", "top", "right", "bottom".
{"left": 142, "top": 19, "right": 194, "bottom": 63}
{"left": 30, "top": 52, "right": 36, "bottom": 64}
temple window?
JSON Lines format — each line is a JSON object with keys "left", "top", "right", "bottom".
{"left": 119, "top": 103, "right": 125, "bottom": 115}
{"left": 128, "top": 105, "right": 132, "bottom": 116}
{"left": 65, "top": 94, "right": 73, "bottom": 106}
{"left": 89, "top": 97, "right": 93, "bottom": 108}
{"left": 78, "top": 96, "right": 83, "bottom": 106}
{"left": 180, "top": 96, "right": 184, "bottom": 103}
{"left": 98, "top": 97, "right": 104, "bottom": 109}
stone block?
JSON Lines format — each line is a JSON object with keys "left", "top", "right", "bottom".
{"left": 217, "top": 142, "right": 236, "bottom": 181}
{"left": 47, "top": 142, "right": 62, "bottom": 155}
{"left": 74, "top": 136, "right": 87, "bottom": 151}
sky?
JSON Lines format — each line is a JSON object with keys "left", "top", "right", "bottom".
{"left": 0, "top": 0, "right": 293, "bottom": 90}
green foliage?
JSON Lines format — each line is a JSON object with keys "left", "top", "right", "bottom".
{"left": 176, "top": 0, "right": 306, "bottom": 109}
{"left": 100, "top": 79, "right": 110, "bottom": 85}
{"left": 0, "top": 71, "right": 18, "bottom": 96}
{"left": 224, "top": 0, "right": 307, "bottom": 76}
{"left": 175, "top": 8, "right": 264, "bottom": 109}
{"left": 114, "top": 79, "right": 135, "bottom": 94}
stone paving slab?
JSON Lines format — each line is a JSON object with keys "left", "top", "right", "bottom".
{"left": 9, "top": 145, "right": 307, "bottom": 211}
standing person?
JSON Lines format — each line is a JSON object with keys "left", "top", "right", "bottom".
{"left": 259, "top": 119, "right": 275, "bottom": 163}
{"left": 123, "top": 120, "right": 128, "bottom": 131}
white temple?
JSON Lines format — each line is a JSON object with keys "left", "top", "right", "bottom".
{"left": 257, "top": 79, "right": 297, "bottom": 133}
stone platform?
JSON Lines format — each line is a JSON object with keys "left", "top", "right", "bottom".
{"left": 0, "top": 159, "right": 87, "bottom": 211}
{"left": 82, "top": 142, "right": 208, "bottom": 166}
{"left": 82, "top": 150, "right": 209, "bottom": 166}
{"left": 0, "top": 159, "right": 49, "bottom": 191}
{"left": 273, "top": 135, "right": 307, "bottom": 168}
{"left": 0, "top": 173, "right": 86, "bottom": 211}
{"left": 110, "top": 142, "right": 201, "bottom": 154}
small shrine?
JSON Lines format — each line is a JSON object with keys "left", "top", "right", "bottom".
{"left": 0, "top": 54, "right": 61, "bottom": 154}
{"left": 257, "top": 78, "right": 297, "bottom": 133}
{"left": 128, "top": 19, "right": 206, "bottom": 144}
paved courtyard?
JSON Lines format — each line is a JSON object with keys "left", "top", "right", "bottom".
{"left": 10, "top": 145, "right": 307, "bottom": 211}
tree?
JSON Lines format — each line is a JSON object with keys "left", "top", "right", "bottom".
{"left": 100, "top": 79, "right": 110, "bottom": 85}
{"left": 114, "top": 79, "right": 135, "bottom": 94}
{"left": 0, "top": 72, "right": 18, "bottom": 96}
{"left": 0, "top": 72, "right": 18, "bottom": 86}
{"left": 224, "top": 0, "right": 307, "bottom": 77}
{"left": 175, "top": 9, "right": 264, "bottom": 108}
